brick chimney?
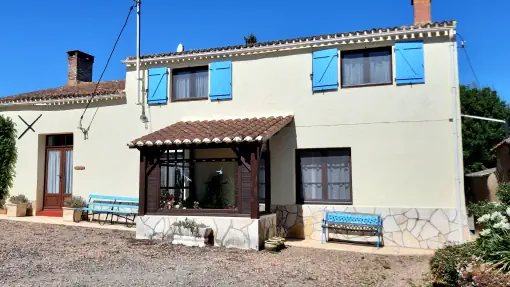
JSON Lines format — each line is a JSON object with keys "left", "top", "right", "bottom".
{"left": 412, "top": 0, "right": 431, "bottom": 25}
{"left": 67, "top": 50, "right": 94, "bottom": 85}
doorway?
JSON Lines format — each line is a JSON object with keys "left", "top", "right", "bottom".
{"left": 43, "top": 134, "right": 73, "bottom": 209}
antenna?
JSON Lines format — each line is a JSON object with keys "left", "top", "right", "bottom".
{"left": 176, "top": 43, "right": 184, "bottom": 53}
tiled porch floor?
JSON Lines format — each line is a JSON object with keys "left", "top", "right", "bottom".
{"left": 0, "top": 214, "right": 135, "bottom": 232}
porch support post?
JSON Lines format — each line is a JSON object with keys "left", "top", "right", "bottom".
{"left": 138, "top": 149, "right": 146, "bottom": 216}
{"left": 250, "top": 147, "right": 260, "bottom": 219}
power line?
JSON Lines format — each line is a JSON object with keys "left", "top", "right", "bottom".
{"left": 456, "top": 33, "right": 481, "bottom": 87}
{"left": 79, "top": 4, "right": 135, "bottom": 137}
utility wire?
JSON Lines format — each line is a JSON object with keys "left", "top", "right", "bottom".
{"left": 456, "top": 33, "right": 480, "bottom": 87}
{"left": 79, "top": 4, "right": 135, "bottom": 135}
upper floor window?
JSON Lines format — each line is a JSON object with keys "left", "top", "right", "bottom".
{"left": 172, "top": 66, "right": 208, "bottom": 101}
{"left": 341, "top": 47, "right": 392, "bottom": 88}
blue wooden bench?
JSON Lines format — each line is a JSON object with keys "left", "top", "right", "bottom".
{"left": 321, "top": 211, "right": 383, "bottom": 248}
{"left": 79, "top": 194, "right": 139, "bottom": 227}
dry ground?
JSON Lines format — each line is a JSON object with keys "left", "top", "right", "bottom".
{"left": 0, "top": 220, "right": 431, "bottom": 286}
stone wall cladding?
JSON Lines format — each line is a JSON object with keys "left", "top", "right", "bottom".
{"left": 136, "top": 214, "right": 276, "bottom": 250}
{"left": 275, "top": 204, "right": 468, "bottom": 249}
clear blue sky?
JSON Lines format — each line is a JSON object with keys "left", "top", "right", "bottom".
{"left": 0, "top": 0, "right": 506, "bottom": 99}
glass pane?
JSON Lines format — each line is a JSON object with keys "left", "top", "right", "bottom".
{"left": 46, "top": 150, "right": 61, "bottom": 194}
{"left": 368, "top": 50, "right": 391, "bottom": 84}
{"left": 258, "top": 158, "right": 266, "bottom": 201}
{"left": 194, "top": 70, "right": 208, "bottom": 99}
{"left": 194, "top": 161, "right": 237, "bottom": 209}
{"left": 300, "top": 151, "right": 323, "bottom": 200}
{"left": 65, "top": 135, "right": 74, "bottom": 146}
{"left": 342, "top": 53, "right": 364, "bottom": 86}
{"left": 64, "top": 150, "right": 73, "bottom": 194}
{"left": 326, "top": 151, "right": 351, "bottom": 201}
{"left": 173, "top": 72, "right": 191, "bottom": 99}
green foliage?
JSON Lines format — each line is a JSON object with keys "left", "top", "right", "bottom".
{"left": 0, "top": 115, "right": 17, "bottom": 201}
{"left": 468, "top": 200, "right": 505, "bottom": 218}
{"left": 493, "top": 250, "right": 510, "bottom": 274}
{"left": 244, "top": 33, "right": 257, "bottom": 45}
{"left": 0, "top": 198, "right": 5, "bottom": 209}
{"left": 429, "top": 242, "right": 478, "bottom": 286}
{"left": 63, "top": 196, "right": 87, "bottom": 208}
{"left": 461, "top": 85, "right": 508, "bottom": 174}
{"left": 497, "top": 183, "right": 510, "bottom": 204}
{"left": 9, "top": 194, "right": 28, "bottom": 204}
{"left": 172, "top": 218, "right": 207, "bottom": 237}
{"left": 476, "top": 231, "right": 510, "bottom": 273}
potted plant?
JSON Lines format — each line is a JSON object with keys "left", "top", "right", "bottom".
{"left": 6, "top": 194, "right": 29, "bottom": 217}
{"left": 0, "top": 198, "right": 6, "bottom": 214}
{"left": 63, "top": 196, "right": 86, "bottom": 222}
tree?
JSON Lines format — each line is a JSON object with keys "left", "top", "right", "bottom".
{"left": 244, "top": 33, "right": 257, "bottom": 46}
{"left": 0, "top": 115, "right": 17, "bottom": 201}
{"left": 461, "top": 85, "right": 508, "bottom": 174}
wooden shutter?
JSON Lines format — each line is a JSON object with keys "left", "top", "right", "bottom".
{"left": 395, "top": 41, "right": 425, "bottom": 84}
{"left": 239, "top": 163, "right": 252, "bottom": 214}
{"left": 312, "top": 48, "right": 338, "bottom": 91}
{"left": 144, "top": 149, "right": 161, "bottom": 214}
{"left": 148, "top": 67, "right": 168, "bottom": 104}
{"left": 209, "top": 61, "right": 232, "bottom": 100}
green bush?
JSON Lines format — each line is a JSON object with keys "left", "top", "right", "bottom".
{"left": 9, "top": 194, "right": 28, "bottom": 205}
{"left": 429, "top": 242, "right": 478, "bottom": 286}
{"left": 63, "top": 196, "right": 87, "bottom": 208}
{"left": 497, "top": 183, "right": 510, "bottom": 205}
{"left": 0, "top": 115, "right": 17, "bottom": 202}
{"left": 468, "top": 200, "right": 505, "bottom": 218}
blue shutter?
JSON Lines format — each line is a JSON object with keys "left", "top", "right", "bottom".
{"left": 210, "top": 61, "right": 232, "bottom": 100}
{"left": 312, "top": 48, "right": 338, "bottom": 91}
{"left": 147, "top": 67, "right": 168, "bottom": 104}
{"left": 395, "top": 41, "right": 425, "bottom": 84}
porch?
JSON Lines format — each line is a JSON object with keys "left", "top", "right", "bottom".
{"left": 129, "top": 115, "right": 293, "bottom": 249}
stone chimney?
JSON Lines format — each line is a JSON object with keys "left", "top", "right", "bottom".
{"left": 67, "top": 50, "right": 94, "bottom": 85}
{"left": 412, "top": 0, "right": 431, "bottom": 25}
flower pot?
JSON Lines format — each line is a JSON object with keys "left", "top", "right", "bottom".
{"left": 6, "top": 203, "right": 28, "bottom": 217}
{"left": 63, "top": 207, "right": 82, "bottom": 222}
{"left": 264, "top": 241, "right": 279, "bottom": 252}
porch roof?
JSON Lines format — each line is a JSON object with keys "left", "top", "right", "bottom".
{"left": 128, "top": 115, "right": 293, "bottom": 148}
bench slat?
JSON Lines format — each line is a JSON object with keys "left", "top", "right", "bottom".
{"left": 80, "top": 208, "right": 137, "bottom": 215}
{"left": 88, "top": 194, "right": 139, "bottom": 202}
{"left": 87, "top": 202, "right": 138, "bottom": 209}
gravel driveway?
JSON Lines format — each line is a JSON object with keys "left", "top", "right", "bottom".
{"left": 0, "top": 220, "right": 430, "bottom": 286}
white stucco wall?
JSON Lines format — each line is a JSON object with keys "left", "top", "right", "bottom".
{"left": 0, "top": 36, "right": 464, "bottom": 213}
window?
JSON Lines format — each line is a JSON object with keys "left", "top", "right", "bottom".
{"left": 160, "top": 150, "right": 191, "bottom": 209}
{"left": 296, "top": 148, "right": 352, "bottom": 204}
{"left": 341, "top": 47, "right": 392, "bottom": 88}
{"left": 47, "top": 134, "right": 73, "bottom": 147}
{"left": 259, "top": 157, "right": 266, "bottom": 202}
{"left": 172, "top": 66, "right": 208, "bottom": 101}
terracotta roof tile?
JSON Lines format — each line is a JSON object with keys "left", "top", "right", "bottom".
{"left": 126, "top": 21, "right": 455, "bottom": 60}
{"left": 129, "top": 115, "right": 294, "bottom": 147}
{"left": 0, "top": 80, "right": 125, "bottom": 104}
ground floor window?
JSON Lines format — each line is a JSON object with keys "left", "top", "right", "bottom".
{"left": 296, "top": 148, "right": 352, "bottom": 204}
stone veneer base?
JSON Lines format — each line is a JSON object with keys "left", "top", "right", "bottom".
{"left": 275, "top": 205, "right": 469, "bottom": 249}
{"left": 136, "top": 214, "right": 276, "bottom": 250}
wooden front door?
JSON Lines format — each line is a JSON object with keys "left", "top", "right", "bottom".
{"left": 44, "top": 135, "right": 73, "bottom": 209}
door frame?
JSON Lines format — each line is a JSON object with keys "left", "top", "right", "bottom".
{"left": 43, "top": 135, "right": 73, "bottom": 209}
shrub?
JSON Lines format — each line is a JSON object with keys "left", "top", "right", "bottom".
{"left": 497, "top": 183, "right": 510, "bottom": 205}
{"left": 429, "top": 242, "right": 478, "bottom": 286}
{"left": 468, "top": 200, "right": 505, "bottom": 218}
{"left": 8, "top": 194, "right": 28, "bottom": 205}
{"left": 63, "top": 196, "right": 87, "bottom": 208}
{"left": 0, "top": 198, "right": 5, "bottom": 209}
{"left": 0, "top": 115, "right": 17, "bottom": 202}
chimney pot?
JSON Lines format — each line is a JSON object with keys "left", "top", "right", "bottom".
{"left": 67, "top": 50, "right": 94, "bottom": 86}
{"left": 412, "top": 0, "right": 431, "bottom": 25}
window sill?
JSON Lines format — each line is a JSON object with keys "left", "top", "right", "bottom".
{"left": 298, "top": 201, "right": 353, "bottom": 205}
{"left": 341, "top": 82, "right": 392, "bottom": 89}
{"left": 171, "top": 97, "right": 208, "bottom": 103}
{"left": 148, "top": 208, "right": 250, "bottom": 217}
